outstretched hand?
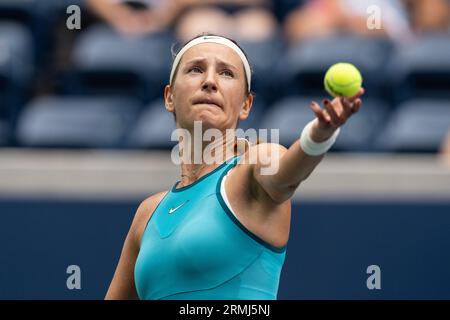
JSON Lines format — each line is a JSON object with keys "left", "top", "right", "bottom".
{"left": 308, "top": 88, "right": 365, "bottom": 142}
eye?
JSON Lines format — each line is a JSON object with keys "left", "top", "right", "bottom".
{"left": 221, "top": 69, "right": 234, "bottom": 77}
{"left": 188, "top": 66, "right": 202, "bottom": 73}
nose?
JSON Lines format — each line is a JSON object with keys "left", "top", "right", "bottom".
{"left": 201, "top": 69, "right": 218, "bottom": 92}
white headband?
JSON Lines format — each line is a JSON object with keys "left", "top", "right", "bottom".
{"left": 169, "top": 35, "right": 251, "bottom": 92}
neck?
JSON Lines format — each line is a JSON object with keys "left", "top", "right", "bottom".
{"left": 177, "top": 128, "right": 237, "bottom": 188}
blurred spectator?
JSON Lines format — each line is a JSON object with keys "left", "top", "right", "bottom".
{"left": 284, "top": 0, "right": 413, "bottom": 44}
{"left": 173, "top": 0, "right": 277, "bottom": 42}
{"left": 403, "top": 0, "right": 450, "bottom": 35}
{"left": 87, "top": 0, "right": 185, "bottom": 37}
{"left": 87, "top": 0, "right": 277, "bottom": 42}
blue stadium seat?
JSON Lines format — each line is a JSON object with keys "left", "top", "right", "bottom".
{"left": 68, "top": 24, "right": 174, "bottom": 103}
{"left": 387, "top": 35, "right": 450, "bottom": 103}
{"left": 16, "top": 96, "right": 141, "bottom": 148}
{"left": 0, "top": 0, "right": 56, "bottom": 63}
{"left": 260, "top": 96, "right": 390, "bottom": 151}
{"left": 374, "top": 99, "right": 450, "bottom": 152}
{"left": 239, "top": 36, "right": 284, "bottom": 104}
{"left": 0, "top": 120, "right": 10, "bottom": 146}
{"left": 0, "top": 0, "right": 38, "bottom": 26}
{"left": 125, "top": 99, "right": 176, "bottom": 149}
{"left": 259, "top": 96, "right": 320, "bottom": 147}
{"left": 334, "top": 98, "right": 390, "bottom": 152}
{"left": 0, "top": 22, "right": 34, "bottom": 84}
{"left": 0, "top": 22, "right": 34, "bottom": 140}
{"left": 277, "top": 35, "right": 393, "bottom": 98}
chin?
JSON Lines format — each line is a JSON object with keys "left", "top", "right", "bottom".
{"left": 193, "top": 109, "right": 224, "bottom": 130}
{"left": 196, "top": 115, "right": 221, "bottom": 130}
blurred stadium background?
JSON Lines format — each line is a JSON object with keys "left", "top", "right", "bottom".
{"left": 1, "top": 0, "right": 450, "bottom": 299}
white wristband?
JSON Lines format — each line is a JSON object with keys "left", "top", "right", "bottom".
{"left": 299, "top": 119, "right": 340, "bottom": 156}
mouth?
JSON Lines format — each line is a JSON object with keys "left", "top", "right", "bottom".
{"left": 192, "top": 98, "right": 222, "bottom": 109}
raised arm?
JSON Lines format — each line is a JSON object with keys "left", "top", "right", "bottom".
{"left": 250, "top": 89, "right": 364, "bottom": 204}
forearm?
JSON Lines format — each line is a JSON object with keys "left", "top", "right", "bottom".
{"left": 253, "top": 140, "right": 329, "bottom": 204}
{"left": 254, "top": 119, "right": 338, "bottom": 203}
{"left": 277, "top": 117, "right": 338, "bottom": 184}
{"left": 276, "top": 139, "right": 325, "bottom": 188}
{"left": 258, "top": 140, "right": 326, "bottom": 203}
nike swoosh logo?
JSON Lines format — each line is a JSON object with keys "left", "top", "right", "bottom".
{"left": 168, "top": 200, "right": 189, "bottom": 214}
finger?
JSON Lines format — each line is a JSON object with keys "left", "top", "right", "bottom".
{"left": 316, "top": 100, "right": 334, "bottom": 124}
{"left": 310, "top": 101, "right": 331, "bottom": 124}
{"left": 341, "top": 97, "right": 354, "bottom": 118}
{"left": 348, "top": 87, "right": 365, "bottom": 103}
{"left": 352, "top": 99, "right": 362, "bottom": 114}
{"left": 312, "top": 102, "right": 332, "bottom": 124}
{"left": 323, "top": 99, "right": 343, "bottom": 125}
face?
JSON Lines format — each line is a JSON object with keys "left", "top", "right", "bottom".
{"left": 164, "top": 43, "right": 253, "bottom": 131}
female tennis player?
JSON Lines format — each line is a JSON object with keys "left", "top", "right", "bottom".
{"left": 105, "top": 33, "right": 364, "bottom": 300}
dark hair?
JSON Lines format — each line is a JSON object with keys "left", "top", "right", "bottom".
{"left": 170, "top": 32, "right": 254, "bottom": 95}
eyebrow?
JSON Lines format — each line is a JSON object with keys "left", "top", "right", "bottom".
{"left": 184, "top": 57, "right": 239, "bottom": 71}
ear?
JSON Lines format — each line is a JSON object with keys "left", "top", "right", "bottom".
{"left": 164, "top": 85, "right": 175, "bottom": 113}
{"left": 239, "top": 93, "right": 253, "bottom": 121}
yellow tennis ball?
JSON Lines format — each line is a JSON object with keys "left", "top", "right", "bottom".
{"left": 324, "top": 63, "right": 363, "bottom": 98}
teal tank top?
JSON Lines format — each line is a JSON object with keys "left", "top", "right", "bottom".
{"left": 134, "top": 155, "right": 287, "bottom": 300}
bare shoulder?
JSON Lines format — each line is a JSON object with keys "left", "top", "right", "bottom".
{"left": 133, "top": 191, "right": 168, "bottom": 246}
{"left": 235, "top": 142, "right": 289, "bottom": 186}
{"left": 230, "top": 142, "right": 289, "bottom": 203}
